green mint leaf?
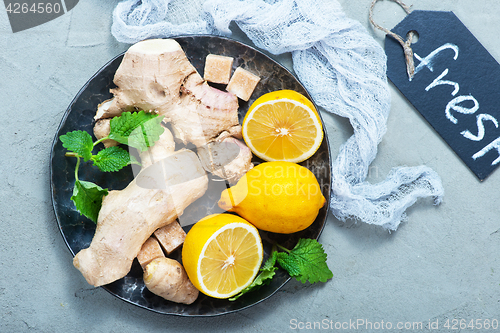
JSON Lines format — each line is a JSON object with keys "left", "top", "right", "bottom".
{"left": 91, "top": 146, "right": 140, "bottom": 172}
{"left": 262, "top": 249, "right": 278, "bottom": 271}
{"left": 276, "top": 251, "right": 301, "bottom": 276}
{"left": 276, "top": 238, "right": 333, "bottom": 284}
{"left": 60, "top": 130, "right": 93, "bottom": 162}
{"left": 229, "top": 269, "right": 277, "bottom": 301}
{"left": 71, "top": 180, "right": 108, "bottom": 223}
{"left": 108, "top": 111, "right": 164, "bottom": 152}
{"left": 229, "top": 251, "right": 279, "bottom": 301}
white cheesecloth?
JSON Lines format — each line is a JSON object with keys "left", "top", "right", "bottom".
{"left": 111, "top": 0, "right": 444, "bottom": 231}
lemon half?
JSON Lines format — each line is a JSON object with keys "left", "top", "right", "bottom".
{"left": 242, "top": 90, "right": 323, "bottom": 163}
{"left": 182, "top": 214, "right": 263, "bottom": 299}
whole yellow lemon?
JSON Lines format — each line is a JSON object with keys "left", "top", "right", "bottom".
{"left": 218, "top": 161, "right": 326, "bottom": 234}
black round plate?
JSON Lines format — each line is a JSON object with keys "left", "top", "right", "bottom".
{"left": 50, "top": 35, "right": 331, "bottom": 316}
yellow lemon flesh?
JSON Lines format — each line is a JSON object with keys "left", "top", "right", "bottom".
{"left": 218, "top": 161, "right": 326, "bottom": 234}
{"left": 182, "top": 214, "right": 263, "bottom": 299}
{"left": 242, "top": 90, "right": 323, "bottom": 163}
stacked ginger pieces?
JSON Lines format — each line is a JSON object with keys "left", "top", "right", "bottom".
{"left": 73, "top": 39, "right": 259, "bottom": 304}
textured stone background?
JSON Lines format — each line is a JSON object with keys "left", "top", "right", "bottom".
{"left": 1, "top": 0, "right": 499, "bottom": 331}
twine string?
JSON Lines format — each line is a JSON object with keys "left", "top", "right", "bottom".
{"left": 369, "top": 0, "right": 415, "bottom": 80}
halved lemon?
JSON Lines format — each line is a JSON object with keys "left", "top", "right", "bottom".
{"left": 181, "top": 214, "right": 263, "bottom": 299}
{"left": 242, "top": 90, "right": 323, "bottom": 163}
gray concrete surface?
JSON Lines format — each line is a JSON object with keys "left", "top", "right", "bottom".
{"left": 1, "top": 0, "right": 499, "bottom": 332}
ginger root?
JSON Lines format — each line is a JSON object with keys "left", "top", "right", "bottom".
{"left": 153, "top": 221, "right": 186, "bottom": 255}
{"left": 137, "top": 237, "right": 198, "bottom": 304}
{"left": 74, "top": 39, "right": 256, "bottom": 298}
{"left": 73, "top": 128, "right": 208, "bottom": 287}
{"left": 137, "top": 237, "right": 164, "bottom": 269}
{"left": 93, "top": 118, "right": 117, "bottom": 148}
{"left": 144, "top": 257, "right": 199, "bottom": 305}
{"left": 197, "top": 136, "right": 254, "bottom": 184}
{"left": 95, "top": 38, "right": 240, "bottom": 147}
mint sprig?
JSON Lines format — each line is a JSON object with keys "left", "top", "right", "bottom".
{"left": 230, "top": 238, "right": 333, "bottom": 301}
{"left": 59, "top": 111, "right": 164, "bottom": 223}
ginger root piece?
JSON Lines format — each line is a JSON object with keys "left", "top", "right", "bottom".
{"left": 137, "top": 240, "right": 198, "bottom": 304}
{"left": 215, "top": 124, "right": 243, "bottom": 141}
{"left": 95, "top": 38, "right": 240, "bottom": 147}
{"left": 138, "top": 126, "right": 176, "bottom": 170}
{"left": 137, "top": 237, "right": 165, "bottom": 269}
{"left": 95, "top": 99, "right": 116, "bottom": 121}
{"left": 197, "top": 136, "right": 254, "bottom": 184}
{"left": 204, "top": 54, "right": 234, "bottom": 84}
{"left": 171, "top": 72, "right": 240, "bottom": 147}
{"left": 73, "top": 128, "right": 209, "bottom": 287}
{"left": 93, "top": 118, "right": 118, "bottom": 148}
{"left": 226, "top": 67, "right": 261, "bottom": 101}
{"left": 96, "top": 39, "right": 197, "bottom": 120}
{"left": 144, "top": 257, "right": 199, "bottom": 305}
{"left": 153, "top": 222, "right": 186, "bottom": 255}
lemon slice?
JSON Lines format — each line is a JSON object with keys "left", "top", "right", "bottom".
{"left": 242, "top": 90, "right": 323, "bottom": 163}
{"left": 182, "top": 214, "right": 263, "bottom": 299}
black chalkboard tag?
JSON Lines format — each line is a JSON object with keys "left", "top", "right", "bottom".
{"left": 386, "top": 10, "right": 500, "bottom": 181}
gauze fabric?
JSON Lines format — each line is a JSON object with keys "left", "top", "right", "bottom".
{"left": 111, "top": 0, "right": 444, "bottom": 230}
